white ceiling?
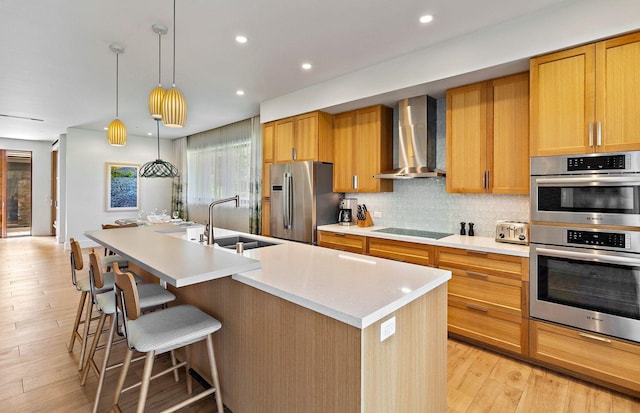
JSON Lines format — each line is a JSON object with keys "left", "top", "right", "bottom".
{"left": 0, "top": 0, "right": 582, "bottom": 142}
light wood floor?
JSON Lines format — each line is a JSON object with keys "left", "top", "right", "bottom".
{"left": 1, "top": 236, "right": 638, "bottom": 412}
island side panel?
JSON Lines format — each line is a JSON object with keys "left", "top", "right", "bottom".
{"left": 362, "top": 283, "right": 448, "bottom": 413}
{"left": 170, "top": 276, "right": 362, "bottom": 413}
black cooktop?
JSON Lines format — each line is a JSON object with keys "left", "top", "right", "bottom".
{"left": 371, "top": 227, "right": 452, "bottom": 240}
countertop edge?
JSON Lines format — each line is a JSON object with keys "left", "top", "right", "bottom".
{"left": 317, "top": 224, "right": 530, "bottom": 257}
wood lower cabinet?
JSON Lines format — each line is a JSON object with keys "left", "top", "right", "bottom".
{"left": 530, "top": 320, "right": 640, "bottom": 396}
{"left": 317, "top": 230, "right": 366, "bottom": 254}
{"left": 437, "top": 246, "right": 529, "bottom": 356}
{"left": 367, "top": 238, "right": 435, "bottom": 266}
{"left": 261, "top": 199, "right": 270, "bottom": 236}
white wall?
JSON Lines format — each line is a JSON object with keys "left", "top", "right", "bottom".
{"left": 0, "top": 137, "right": 52, "bottom": 236}
{"left": 261, "top": 0, "right": 640, "bottom": 121}
{"left": 61, "top": 128, "right": 175, "bottom": 247}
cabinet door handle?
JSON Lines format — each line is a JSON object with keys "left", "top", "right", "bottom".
{"left": 588, "top": 122, "right": 594, "bottom": 147}
{"left": 466, "top": 271, "right": 488, "bottom": 280}
{"left": 578, "top": 332, "right": 612, "bottom": 344}
{"left": 352, "top": 175, "right": 358, "bottom": 190}
{"left": 466, "top": 303, "right": 489, "bottom": 312}
{"left": 467, "top": 250, "right": 489, "bottom": 257}
{"left": 596, "top": 121, "right": 602, "bottom": 147}
{"left": 292, "top": 147, "right": 297, "bottom": 160}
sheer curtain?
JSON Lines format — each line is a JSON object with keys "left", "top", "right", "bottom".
{"left": 187, "top": 118, "right": 253, "bottom": 231}
{"left": 171, "top": 137, "right": 188, "bottom": 220}
{"left": 248, "top": 116, "right": 262, "bottom": 234}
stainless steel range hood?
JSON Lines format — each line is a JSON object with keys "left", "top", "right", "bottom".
{"left": 373, "top": 95, "right": 445, "bottom": 179}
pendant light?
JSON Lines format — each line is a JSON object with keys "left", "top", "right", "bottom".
{"left": 148, "top": 24, "right": 167, "bottom": 120}
{"left": 139, "top": 120, "right": 180, "bottom": 178}
{"left": 161, "top": 0, "right": 186, "bottom": 128}
{"left": 107, "top": 43, "right": 127, "bottom": 146}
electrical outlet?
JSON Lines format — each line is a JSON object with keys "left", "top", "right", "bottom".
{"left": 373, "top": 211, "right": 382, "bottom": 218}
{"left": 380, "top": 316, "right": 396, "bottom": 342}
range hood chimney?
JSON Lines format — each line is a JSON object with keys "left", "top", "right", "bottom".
{"left": 373, "top": 95, "right": 444, "bottom": 179}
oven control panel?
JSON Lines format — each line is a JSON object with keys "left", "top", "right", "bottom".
{"left": 567, "top": 154, "right": 627, "bottom": 171}
{"left": 567, "top": 230, "right": 628, "bottom": 248}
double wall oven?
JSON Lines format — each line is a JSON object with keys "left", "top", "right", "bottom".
{"left": 530, "top": 151, "right": 640, "bottom": 343}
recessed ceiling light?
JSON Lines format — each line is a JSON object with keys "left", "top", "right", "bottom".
{"left": 235, "top": 35, "right": 248, "bottom": 44}
{"left": 236, "top": 90, "right": 245, "bottom": 96}
{"left": 147, "top": 132, "right": 153, "bottom": 136}
{"left": 103, "top": 127, "right": 108, "bottom": 130}
{"left": 419, "top": 14, "right": 433, "bottom": 24}
{"left": 301, "top": 62, "right": 312, "bottom": 70}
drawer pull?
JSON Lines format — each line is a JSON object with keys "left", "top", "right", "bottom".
{"left": 334, "top": 233, "right": 346, "bottom": 237}
{"left": 466, "top": 271, "right": 488, "bottom": 279}
{"left": 578, "top": 332, "right": 612, "bottom": 344}
{"left": 466, "top": 303, "right": 489, "bottom": 312}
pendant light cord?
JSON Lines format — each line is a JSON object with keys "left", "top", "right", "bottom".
{"left": 158, "top": 31, "right": 162, "bottom": 86}
{"left": 156, "top": 121, "right": 161, "bottom": 158}
{"left": 115, "top": 52, "right": 119, "bottom": 118}
{"left": 172, "top": 0, "right": 176, "bottom": 87}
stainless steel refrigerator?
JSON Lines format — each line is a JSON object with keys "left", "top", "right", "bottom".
{"left": 270, "top": 161, "right": 341, "bottom": 244}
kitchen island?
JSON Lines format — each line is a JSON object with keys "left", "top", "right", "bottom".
{"left": 86, "top": 225, "right": 451, "bottom": 413}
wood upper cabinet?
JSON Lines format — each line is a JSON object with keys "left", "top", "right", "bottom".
{"left": 446, "top": 72, "right": 529, "bottom": 194}
{"left": 262, "top": 122, "right": 274, "bottom": 198}
{"left": 437, "top": 246, "right": 529, "bottom": 356}
{"left": 273, "top": 111, "right": 333, "bottom": 163}
{"left": 332, "top": 105, "right": 393, "bottom": 193}
{"left": 530, "top": 31, "right": 640, "bottom": 156}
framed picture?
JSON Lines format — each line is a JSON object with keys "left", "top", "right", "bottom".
{"left": 106, "top": 162, "right": 140, "bottom": 211}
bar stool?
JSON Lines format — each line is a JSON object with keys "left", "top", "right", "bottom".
{"left": 67, "top": 238, "right": 128, "bottom": 369}
{"left": 81, "top": 251, "right": 176, "bottom": 413}
{"left": 111, "top": 264, "right": 224, "bottom": 413}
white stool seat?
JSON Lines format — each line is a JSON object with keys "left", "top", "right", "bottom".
{"left": 127, "top": 305, "right": 222, "bottom": 354}
{"left": 76, "top": 272, "right": 141, "bottom": 293}
{"left": 95, "top": 284, "right": 175, "bottom": 315}
{"left": 103, "top": 254, "right": 128, "bottom": 268}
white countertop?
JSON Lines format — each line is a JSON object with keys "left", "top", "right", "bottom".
{"left": 87, "top": 224, "right": 451, "bottom": 329}
{"left": 85, "top": 224, "right": 261, "bottom": 287}
{"left": 317, "top": 224, "right": 530, "bottom": 257}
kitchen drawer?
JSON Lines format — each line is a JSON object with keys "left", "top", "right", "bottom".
{"left": 367, "top": 238, "right": 435, "bottom": 266}
{"left": 447, "top": 268, "right": 522, "bottom": 316}
{"left": 317, "top": 231, "right": 366, "bottom": 254}
{"left": 530, "top": 320, "right": 640, "bottom": 395}
{"left": 448, "top": 297, "right": 527, "bottom": 355}
{"left": 437, "top": 247, "right": 528, "bottom": 281}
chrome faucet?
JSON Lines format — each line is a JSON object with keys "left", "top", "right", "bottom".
{"left": 205, "top": 195, "right": 239, "bottom": 245}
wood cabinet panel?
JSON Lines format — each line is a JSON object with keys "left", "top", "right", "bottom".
{"left": 446, "top": 73, "right": 529, "bottom": 194}
{"left": 446, "top": 82, "right": 487, "bottom": 193}
{"left": 490, "top": 73, "right": 530, "bottom": 194}
{"left": 263, "top": 122, "right": 274, "bottom": 163}
{"left": 333, "top": 112, "right": 356, "bottom": 192}
{"left": 274, "top": 118, "right": 295, "bottom": 162}
{"left": 367, "top": 238, "right": 435, "bottom": 267}
{"left": 332, "top": 105, "right": 393, "bottom": 193}
{"left": 530, "top": 31, "right": 640, "bottom": 156}
{"left": 530, "top": 320, "right": 640, "bottom": 396}
{"left": 596, "top": 32, "right": 640, "bottom": 153}
{"left": 261, "top": 198, "right": 270, "bottom": 236}
{"left": 448, "top": 298, "right": 526, "bottom": 355}
{"left": 438, "top": 246, "right": 528, "bottom": 356}
{"left": 317, "top": 231, "right": 366, "bottom": 254}
{"left": 447, "top": 268, "right": 522, "bottom": 316}
{"left": 437, "top": 247, "right": 527, "bottom": 281}
{"left": 262, "top": 162, "right": 271, "bottom": 198}
{"left": 273, "top": 112, "right": 333, "bottom": 163}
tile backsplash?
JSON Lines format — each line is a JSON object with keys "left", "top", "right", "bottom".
{"left": 347, "top": 179, "right": 529, "bottom": 238}
{"left": 344, "top": 97, "right": 529, "bottom": 238}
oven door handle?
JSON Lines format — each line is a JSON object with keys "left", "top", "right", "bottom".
{"left": 534, "top": 176, "right": 640, "bottom": 185}
{"left": 537, "top": 247, "right": 640, "bottom": 266}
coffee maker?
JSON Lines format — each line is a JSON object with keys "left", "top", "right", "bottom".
{"left": 338, "top": 198, "right": 357, "bottom": 226}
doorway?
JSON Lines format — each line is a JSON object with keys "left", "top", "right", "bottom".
{"left": 1, "top": 150, "right": 32, "bottom": 237}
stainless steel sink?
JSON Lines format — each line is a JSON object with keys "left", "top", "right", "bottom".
{"left": 215, "top": 235, "right": 279, "bottom": 250}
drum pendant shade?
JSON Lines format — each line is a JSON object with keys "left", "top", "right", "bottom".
{"left": 161, "top": 0, "right": 186, "bottom": 127}
{"left": 107, "top": 43, "right": 126, "bottom": 146}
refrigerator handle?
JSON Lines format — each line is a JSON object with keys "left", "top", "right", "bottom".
{"left": 283, "top": 172, "right": 293, "bottom": 229}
